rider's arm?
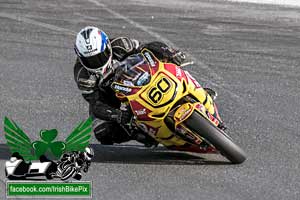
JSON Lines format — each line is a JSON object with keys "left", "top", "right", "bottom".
{"left": 74, "top": 60, "right": 131, "bottom": 124}
{"left": 139, "top": 41, "right": 186, "bottom": 66}
{"left": 74, "top": 59, "right": 115, "bottom": 117}
{"left": 74, "top": 58, "right": 97, "bottom": 95}
{"left": 110, "top": 37, "right": 140, "bottom": 61}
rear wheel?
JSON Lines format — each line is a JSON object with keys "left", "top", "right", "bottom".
{"left": 184, "top": 111, "right": 246, "bottom": 164}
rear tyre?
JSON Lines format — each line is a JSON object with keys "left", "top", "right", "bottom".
{"left": 184, "top": 111, "right": 246, "bottom": 164}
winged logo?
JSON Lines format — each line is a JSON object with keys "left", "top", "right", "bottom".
{"left": 4, "top": 117, "right": 92, "bottom": 161}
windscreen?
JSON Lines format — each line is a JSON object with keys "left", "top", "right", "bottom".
{"left": 114, "top": 54, "right": 151, "bottom": 87}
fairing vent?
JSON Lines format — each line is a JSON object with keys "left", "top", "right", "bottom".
{"left": 182, "top": 80, "right": 187, "bottom": 94}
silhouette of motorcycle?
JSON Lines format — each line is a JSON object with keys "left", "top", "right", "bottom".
{"left": 53, "top": 147, "right": 94, "bottom": 181}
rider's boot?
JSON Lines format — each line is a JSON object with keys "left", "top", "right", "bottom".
{"left": 93, "top": 120, "right": 131, "bottom": 145}
{"left": 132, "top": 131, "right": 159, "bottom": 147}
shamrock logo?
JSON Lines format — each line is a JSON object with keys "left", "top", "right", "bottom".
{"left": 32, "top": 129, "right": 66, "bottom": 158}
{"left": 4, "top": 117, "right": 92, "bottom": 161}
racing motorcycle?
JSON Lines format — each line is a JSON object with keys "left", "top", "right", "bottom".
{"left": 53, "top": 148, "right": 94, "bottom": 181}
{"left": 110, "top": 49, "right": 246, "bottom": 164}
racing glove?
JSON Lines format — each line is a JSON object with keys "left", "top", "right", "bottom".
{"left": 171, "top": 50, "right": 186, "bottom": 66}
{"left": 110, "top": 110, "right": 132, "bottom": 125}
{"left": 141, "top": 41, "right": 186, "bottom": 66}
{"left": 78, "top": 74, "right": 97, "bottom": 91}
{"left": 92, "top": 102, "right": 132, "bottom": 125}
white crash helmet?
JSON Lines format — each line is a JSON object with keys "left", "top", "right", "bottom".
{"left": 83, "top": 147, "right": 94, "bottom": 161}
{"left": 74, "top": 26, "right": 112, "bottom": 76}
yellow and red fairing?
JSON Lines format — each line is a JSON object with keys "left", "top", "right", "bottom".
{"left": 111, "top": 49, "right": 221, "bottom": 148}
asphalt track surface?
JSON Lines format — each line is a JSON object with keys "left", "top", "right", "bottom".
{"left": 0, "top": 0, "right": 299, "bottom": 199}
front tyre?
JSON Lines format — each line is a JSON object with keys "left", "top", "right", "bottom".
{"left": 61, "top": 166, "right": 76, "bottom": 181}
{"left": 184, "top": 111, "right": 246, "bottom": 164}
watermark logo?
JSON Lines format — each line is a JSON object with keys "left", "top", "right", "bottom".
{"left": 3, "top": 117, "right": 94, "bottom": 198}
{"left": 7, "top": 181, "right": 92, "bottom": 198}
{"left": 4, "top": 117, "right": 92, "bottom": 161}
{"left": 4, "top": 117, "right": 94, "bottom": 182}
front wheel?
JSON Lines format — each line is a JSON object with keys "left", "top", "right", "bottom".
{"left": 61, "top": 165, "right": 77, "bottom": 181}
{"left": 184, "top": 111, "right": 246, "bottom": 164}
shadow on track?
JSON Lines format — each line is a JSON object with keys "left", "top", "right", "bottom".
{"left": 0, "top": 144, "right": 11, "bottom": 160}
{"left": 90, "top": 144, "right": 231, "bottom": 165}
{"left": 0, "top": 144, "right": 231, "bottom": 165}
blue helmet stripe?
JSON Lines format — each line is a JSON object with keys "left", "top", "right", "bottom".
{"left": 100, "top": 31, "right": 108, "bottom": 52}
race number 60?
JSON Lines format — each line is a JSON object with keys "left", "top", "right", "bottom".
{"left": 148, "top": 77, "right": 171, "bottom": 104}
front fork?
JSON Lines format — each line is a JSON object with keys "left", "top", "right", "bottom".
{"left": 170, "top": 101, "right": 222, "bottom": 145}
{"left": 173, "top": 102, "right": 221, "bottom": 127}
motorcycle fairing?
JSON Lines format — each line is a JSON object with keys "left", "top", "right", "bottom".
{"left": 111, "top": 49, "right": 221, "bottom": 148}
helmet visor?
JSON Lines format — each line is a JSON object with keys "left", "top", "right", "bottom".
{"left": 80, "top": 47, "right": 111, "bottom": 70}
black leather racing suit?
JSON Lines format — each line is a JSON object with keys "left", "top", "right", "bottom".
{"left": 74, "top": 37, "right": 185, "bottom": 145}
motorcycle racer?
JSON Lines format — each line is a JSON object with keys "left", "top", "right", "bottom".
{"left": 73, "top": 26, "right": 218, "bottom": 146}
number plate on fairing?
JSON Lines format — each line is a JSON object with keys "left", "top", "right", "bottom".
{"left": 140, "top": 73, "right": 177, "bottom": 108}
